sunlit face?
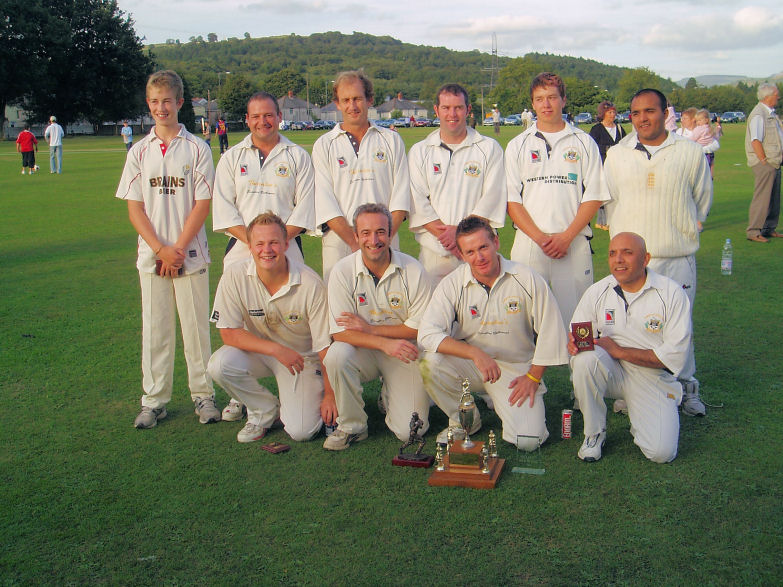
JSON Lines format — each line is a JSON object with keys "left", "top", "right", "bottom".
{"left": 434, "top": 91, "right": 469, "bottom": 139}
{"left": 457, "top": 229, "right": 501, "bottom": 284}
{"left": 355, "top": 212, "right": 391, "bottom": 267}
{"left": 603, "top": 108, "right": 616, "bottom": 124}
{"left": 250, "top": 223, "right": 289, "bottom": 274}
{"left": 146, "top": 86, "right": 183, "bottom": 129}
{"left": 680, "top": 113, "right": 694, "bottom": 130}
{"left": 246, "top": 97, "right": 281, "bottom": 145}
{"left": 762, "top": 89, "right": 779, "bottom": 108}
{"left": 335, "top": 79, "right": 371, "bottom": 128}
{"left": 608, "top": 233, "right": 650, "bottom": 291}
{"left": 630, "top": 93, "right": 667, "bottom": 146}
{"left": 531, "top": 85, "right": 565, "bottom": 129}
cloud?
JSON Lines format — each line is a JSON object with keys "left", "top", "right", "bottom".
{"left": 643, "top": 5, "right": 783, "bottom": 50}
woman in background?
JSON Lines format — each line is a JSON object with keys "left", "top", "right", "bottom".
{"left": 589, "top": 100, "right": 626, "bottom": 230}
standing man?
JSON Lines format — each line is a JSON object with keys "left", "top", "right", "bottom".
{"left": 44, "top": 115, "right": 64, "bottom": 174}
{"left": 116, "top": 69, "right": 219, "bottom": 429}
{"left": 212, "top": 91, "right": 314, "bottom": 269}
{"left": 217, "top": 117, "right": 229, "bottom": 154}
{"left": 492, "top": 106, "right": 501, "bottom": 136}
{"left": 208, "top": 213, "right": 336, "bottom": 443}
{"left": 418, "top": 216, "right": 568, "bottom": 449}
{"left": 16, "top": 124, "right": 38, "bottom": 175}
{"left": 569, "top": 233, "right": 691, "bottom": 463}
{"left": 604, "top": 88, "right": 712, "bottom": 416}
{"left": 312, "top": 70, "right": 411, "bottom": 281}
{"left": 212, "top": 91, "right": 316, "bottom": 422}
{"left": 121, "top": 121, "right": 133, "bottom": 151}
{"left": 323, "top": 204, "right": 432, "bottom": 450}
{"left": 505, "top": 72, "right": 609, "bottom": 326}
{"left": 745, "top": 83, "right": 783, "bottom": 243}
{"left": 408, "top": 83, "right": 506, "bottom": 282}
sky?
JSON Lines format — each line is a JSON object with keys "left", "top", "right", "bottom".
{"left": 119, "top": 0, "right": 783, "bottom": 83}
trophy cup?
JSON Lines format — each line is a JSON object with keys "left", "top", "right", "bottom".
{"left": 428, "top": 378, "right": 505, "bottom": 489}
{"left": 458, "top": 378, "right": 476, "bottom": 449}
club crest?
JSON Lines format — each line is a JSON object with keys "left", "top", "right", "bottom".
{"left": 275, "top": 164, "right": 290, "bottom": 178}
{"left": 563, "top": 148, "right": 580, "bottom": 163}
{"left": 644, "top": 315, "right": 663, "bottom": 333}
{"left": 464, "top": 162, "right": 481, "bottom": 178}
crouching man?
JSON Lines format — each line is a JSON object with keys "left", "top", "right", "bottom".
{"left": 418, "top": 216, "right": 568, "bottom": 450}
{"left": 323, "top": 204, "right": 432, "bottom": 450}
{"left": 569, "top": 232, "right": 691, "bottom": 463}
{"left": 208, "top": 213, "right": 337, "bottom": 443}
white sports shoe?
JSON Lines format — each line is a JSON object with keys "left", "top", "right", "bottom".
{"left": 134, "top": 406, "right": 167, "bottom": 429}
{"left": 236, "top": 421, "right": 268, "bottom": 443}
{"left": 221, "top": 399, "right": 246, "bottom": 422}
{"left": 578, "top": 431, "right": 606, "bottom": 462}
{"left": 613, "top": 399, "right": 628, "bottom": 415}
{"left": 194, "top": 397, "right": 221, "bottom": 424}
{"left": 322, "top": 428, "right": 368, "bottom": 451}
{"left": 680, "top": 380, "right": 706, "bottom": 417}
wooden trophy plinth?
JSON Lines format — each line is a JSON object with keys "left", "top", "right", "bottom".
{"left": 428, "top": 441, "right": 505, "bottom": 489}
{"left": 392, "top": 454, "right": 435, "bottom": 468}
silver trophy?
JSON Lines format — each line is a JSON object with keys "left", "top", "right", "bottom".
{"left": 458, "top": 378, "right": 475, "bottom": 449}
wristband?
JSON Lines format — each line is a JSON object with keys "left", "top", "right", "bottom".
{"left": 525, "top": 372, "right": 541, "bottom": 384}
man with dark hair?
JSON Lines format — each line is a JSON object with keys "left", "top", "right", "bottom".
{"left": 505, "top": 72, "right": 609, "bottom": 326}
{"left": 604, "top": 88, "right": 712, "bottom": 417}
{"left": 418, "top": 216, "right": 568, "bottom": 449}
{"left": 208, "top": 212, "right": 336, "bottom": 443}
{"left": 409, "top": 83, "right": 506, "bottom": 281}
{"left": 313, "top": 70, "right": 411, "bottom": 281}
{"left": 16, "top": 124, "right": 38, "bottom": 175}
{"left": 323, "top": 203, "right": 432, "bottom": 450}
{"left": 212, "top": 91, "right": 317, "bottom": 421}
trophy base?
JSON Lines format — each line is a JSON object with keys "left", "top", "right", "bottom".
{"left": 428, "top": 442, "right": 505, "bottom": 489}
{"left": 392, "top": 454, "right": 434, "bottom": 468}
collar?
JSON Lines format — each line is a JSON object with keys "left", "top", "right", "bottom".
{"left": 239, "top": 133, "right": 292, "bottom": 155}
{"left": 424, "top": 125, "right": 481, "bottom": 148}
{"left": 759, "top": 102, "right": 775, "bottom": 116}
{"left": 147, "top": 124, "right": 186, "bottom": 144}
{"left": 352, "top": 249, "right": 402, "bottom": 283}
{"left": 619, "top": 130, "right": 678, "bottom": 151}
{"left": 335, "top": 122, "right": 379, "bottom": 136}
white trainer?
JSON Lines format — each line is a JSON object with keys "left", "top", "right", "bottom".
{"left": 236, "top": 421, "right": 268, "bottom": 443}
{"left": 578, "top": 431, "right": 606, "bottom": 462}
{"left": 221, "top": 399, "right": 246, "bottom": 422}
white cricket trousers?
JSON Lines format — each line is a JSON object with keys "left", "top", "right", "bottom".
{"left": 571, "top": 347, "right": 681, "bottom": 463}
{"left": 324, "top": 342, "right": 430, "bottom": 441}
{"left": 419, "top": 351, "right": 549, "bottom": 451}
{"left": 418, "top": 246, "right": 462, "bottom": 284}
{"left": 510, "top": 232, "right": 593, "bottom": 327}
{"left": 139, "top": 269, "right": 213, "bottom": 409}
{"left": 208, "top": 345, "right": 324, "bottom": 441}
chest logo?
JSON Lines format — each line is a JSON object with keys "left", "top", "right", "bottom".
{"left": 389, "top": 294, "right": 401, "bottom": 308}
{"left": 375, "top": 150, "right": 387, "bottom": 162}
{"left": 182, "top": 164, "right": 191, "bottom": 176}
{"left": 505, "top": 298, "right": 520, "bottom": 314}
{"left": 240, "top": 164, "right": 248, "bottom": 176}
{"left": 644, "top": 315, "right": 663, "bottom": 333}
{"left": 531, "top": 150, "right": 541, "bottom": 163}
{"left": 433, "top": 163, "right": 441, "bottom": 174}
{"left": 337, "top": 157, "right": 347, "bottom": 168}
{"left": 276, "top": 164, "right": 290, "bottom": 178}
{"left": 286, "top": 312, "right": 300, "bottom": 324}
{"left": 563, "top": 148, "right": 580, "bottom": 163}
{"left": 249, "top": 309, "right": 265, "bottom": 317}
{"left": 604, "top": 309, "right": 615, "bottom": 325}
{"left": 469, "top": 305, "right": 480, "bottom": 318}
{"left": 464, "top": 162, "right": 481, "bottom": 178}
{"left": 357, "top": 293, "right": 368, "bottom": 306}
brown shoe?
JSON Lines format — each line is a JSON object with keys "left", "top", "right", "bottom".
{"left": 747, "top": 235, "right": 769, "bottom": 243}
{"left": 767, "top": 232, "right": 783, "bottom": 238}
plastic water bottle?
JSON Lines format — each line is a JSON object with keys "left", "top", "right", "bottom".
{"left": 721, "top": 238, "right": 733, "bottom": 275}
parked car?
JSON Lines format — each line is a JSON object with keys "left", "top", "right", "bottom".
{"left": 503, "top": 116, "right": 520, "bottom": 125}
{"left": 415, "top": 119, "right": 432, "bottom": 127}
{"left": 618, "top": 110, "right": 631, "bottom": 123}
{"left": 720, "top": 112, "right": 737, "bottom": 123}
{"left": 574, "top": 112, "right": 593, "bottom": 125}
{"left": 733, "top": 111, "right": 746, "bottom": 122}
{"left": 279, "top": 120, "right": 291, "bottom": 131}
{"left": 313, "top": 120, "right": 334, "bottom": 130}
{"left": 289, "top": 121, "right": 307, "bottom": 131}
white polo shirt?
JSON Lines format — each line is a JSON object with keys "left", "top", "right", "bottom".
{"left": 409, "top": 127, "right": 507, "bottom": 255}
{"left": 312, "top": 123, "right": 411, "bottom": 228}
{"left": 116, "top": 124, "right": 213, "bottom": 274}
{"left": 328, "top": 249, "right": 432, "bottom": 335}
{"left": 211, "top": 258, "right": 330, "bottom": 357}
{"left": 505, "top": 122, "right": 609, "bottom": 235}
{"left": 570, "top": 269, "right": 692, "bottom": 378}
{"left": 418, "top": 256, "right": 568, "bottom": 366}
{"left": 212, "top": 133, "right": 315, "bottom": 235}
{"left": 44, "top": 123, "right": 64, "bottom": 146}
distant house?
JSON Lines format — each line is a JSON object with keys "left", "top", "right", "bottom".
{"left": 318, "top": 101, "right": 379, "bottom": 123}
{"left": 192, "top": 97, "right": 219, "bottom": 125}
{"left": 3, "top": 104, "right": 94, "bottom": 138}
{"left": 278, "top": 91, "right": 320, "bottom": 122}
{"left": 376, "top": 92, "right": 428, "bottom": 120}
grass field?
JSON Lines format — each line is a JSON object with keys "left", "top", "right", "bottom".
{"left": 1, "top": 124, "right": 781, "bottom": 585}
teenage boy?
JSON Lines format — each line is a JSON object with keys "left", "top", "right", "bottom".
{"left": 116, "top": 69, "right": 219, "bottom": 429}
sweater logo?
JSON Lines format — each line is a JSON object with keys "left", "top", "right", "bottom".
{"left": 604, "top": 309, "right": 615, "bottom": 324}
{"left": 531, "top": 150, "right": 541, "bottom": 163}
{"left": 464, "top": 162, "right": 481, "bottom": 178}
{"left": 275, "top": 164, "right": 290, "bottom": 178}
{"left": 563, "top": 148, "right": 580, "bottom": 163}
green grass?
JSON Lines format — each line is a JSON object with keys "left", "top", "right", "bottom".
{"left": 1, "top": 125, "right": 781, "bottom": 585}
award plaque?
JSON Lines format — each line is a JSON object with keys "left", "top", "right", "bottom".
{"left": 393, "top": 412, "right": 434, "bottom": 468}
{"left": 571, "top": 321, "right": 594, "bottom": 352}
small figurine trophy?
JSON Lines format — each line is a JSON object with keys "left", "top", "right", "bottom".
{"left": 488, "top": 430, "right": 498, "bottom": 458}
{"left": 435, "top": 444, "right": 445, "bottom": 471}
{"left": 458, "top": 378, "right": 476, "bottom": 449}
{"left": 481, "top": 445, "right": 490, "bottom": 474}
{"left": 392, "top": 412, "right": 434, "bottom": 468}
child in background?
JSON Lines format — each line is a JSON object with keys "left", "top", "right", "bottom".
{"left": 691, "top": 109, "right": 721, "bottom": 174}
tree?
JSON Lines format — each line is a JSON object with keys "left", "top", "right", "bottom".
{"left": 14, "top": 0, "right": 153, "bottom": 130}
{"left": 489, "top": 57, "right": 547, "bottom": 114}
{"left": 244, "top": 32, "right": 250, "bottom": 40}
{"left": 617, "top": 67, "right": 666, "bottom": 105}
{"left": 685, "top": 77, "right": 699, "bottom": 90}
{"left": 218, "top": 74, "right": 257, "bottom": 121}
{"left": 263, "top": 67, "right": 306, "bottom": 99}
{"left": 562, "top": 78, "right": 606, "bottom": 116}
{"left": 180, "top": 75, "right": 196, "bottom": 132}
{"left": 207, "top": 32, "right": 217, "bottom": 43}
